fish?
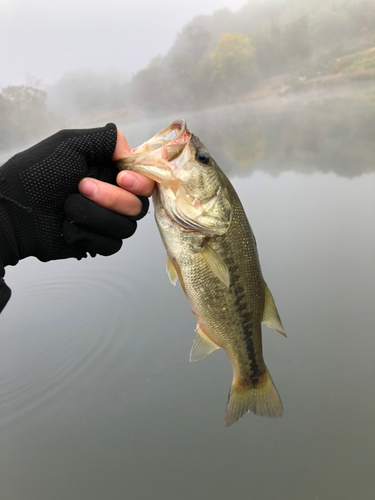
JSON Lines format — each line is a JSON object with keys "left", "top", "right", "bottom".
{"left": 116, "top": 119, "right": 286, "bottom": 426}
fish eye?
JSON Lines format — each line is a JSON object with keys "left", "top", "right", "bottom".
{"left": 196, "top": 149, "right": 210, "bottom": 165}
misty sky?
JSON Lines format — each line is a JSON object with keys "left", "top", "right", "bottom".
{"left": 0, "top": 0, "right": 246, "bottom": 87}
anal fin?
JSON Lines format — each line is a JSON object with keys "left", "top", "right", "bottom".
{"left": 261, "top": 281, "right": 286, "bottom": 337}
{"left": 189, "top": 324, "right": 220, "bottom": 362}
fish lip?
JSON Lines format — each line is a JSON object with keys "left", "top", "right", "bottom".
{"left": 169, "top": 120, "right": 190, "bottom": 151}
{"left": 171, "top": 119, "right": 185, "bottom": 131}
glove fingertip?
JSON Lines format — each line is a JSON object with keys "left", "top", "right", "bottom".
{"left": 127, "top": 196, "right": 150, "bottom": 221}
{"left": 105, "top": 123, "right": 117, "bottom": 130}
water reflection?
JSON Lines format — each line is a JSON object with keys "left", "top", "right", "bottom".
{"left": 0, "top": 263, "right": 137, "bottom": 426}
{"left": 122, "top": 81, "right": 375, "bottom": 179}
{"left": 2, "top": 82, "right": 373, "bottom": 180}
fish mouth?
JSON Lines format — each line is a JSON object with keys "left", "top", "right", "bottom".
{"left": 116, "top": 119, "right": 192, "bottom": 183}
{"left": 132, "top": 119, "right": 190, "bottom": 156}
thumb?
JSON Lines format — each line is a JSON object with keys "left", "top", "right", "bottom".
{"left": 112, "top": 130, "right": 136, "bottom": 161}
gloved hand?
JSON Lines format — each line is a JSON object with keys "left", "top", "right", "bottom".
{"left": 0, "top": 123, "right": 149, "bottom": 311}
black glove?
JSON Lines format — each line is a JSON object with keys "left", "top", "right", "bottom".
{"left": 0, "top": 123, "right": 149, "bottom": 312}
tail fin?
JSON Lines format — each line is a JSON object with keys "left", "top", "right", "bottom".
{"left": 224, "top": 369, "right": 283, "bottom": 427}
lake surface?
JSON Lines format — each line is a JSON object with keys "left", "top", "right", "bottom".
{"left": 1, "top": 95, "right": 375, "bottom": 499}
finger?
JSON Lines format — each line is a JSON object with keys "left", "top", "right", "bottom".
{"left": 112, "top": 129, "right": 135, "bottom": 160}
{"left": 78, "top": 177, "right": 142, "bottom": 216}
{"left": 64, "top": 194, "right": 137, "bottom": 239}
{"left": 117, "top": 171, "right": 155, "bottom": 197}
{"left": 64, "top": 218, "right": 124, "bottom": 257}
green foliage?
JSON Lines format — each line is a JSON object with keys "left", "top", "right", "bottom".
{"left": 335, "top": 47, "right": 375, "bottom": 73}
{"left": 211, "top": 33, "right": 256, "bottom": 80}
{"left": 169, "top": 27, "right": 213, "bottom": 105}
{"left": 251, "top": 23, "right": 286, "bottom": 78}
{"left": 132, "top": 57, "right": 169, "bottom": 112}
{"left": 251, "top": 13, "right": 313, "bottom": 78}
{"left": 210, "top": 33, "right": 257, "bottom": 96}
{"left": 128, "top": 0, "right": 375, "bottom": 116}
{"left": 132, "top": 28, "right": 214, "bottom": 113}
{"left": 180, "top": 26, "right": 211, "bottom": 73}
{"left": 284, "top": 15, "right": 312, "bottom": 62}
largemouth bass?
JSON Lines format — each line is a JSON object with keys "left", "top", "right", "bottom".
{"left": 117, "top": 119, "right": 286, "bottom": 426}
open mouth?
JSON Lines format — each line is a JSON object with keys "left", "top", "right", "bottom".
{"left": 116, "top": 119, "right": 192, "bottom": 183}
{"left": 166, "top": 119, "right": 191, "bottom": 148}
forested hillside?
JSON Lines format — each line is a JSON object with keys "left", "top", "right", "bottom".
{"left": 1, "top": 0, "right": 375, "bottom": 150}
{"left": 130, "top": 0, "right": 375, "bottom": 112}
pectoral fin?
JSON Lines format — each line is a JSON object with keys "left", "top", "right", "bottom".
{"left": 197, "top": 241, "right": 230, "bottom": 288}
{"left": 169, "top": 258, "right": 188, "bottom": 296}
{"left": 189, "top": 324, "right": 220, "bottom": 362}
{"left": 262, "top": 281, "right": 287, "bottom": 337}
{"left": 166, "top": 256, "right": 178, "bottom": 286}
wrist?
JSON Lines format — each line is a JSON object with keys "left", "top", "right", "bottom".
{"left": 0, "top": 198, "right": 20, "bottom": 267}
{"left": 0, "top": 161, "right": 36, "bottom": 266}
{"left": 0, "top": 260, "right": 11, "bottom": 313}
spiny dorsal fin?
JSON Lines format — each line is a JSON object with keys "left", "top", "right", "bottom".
{"left": 189, "top": 324, "right": 220, "bottom": 362}
{"left": 262, "top": 281, "right": 287, "bottom": 337}
{"left": 166, "top": 256, "right": 178, "bottom": 286}
{"left": 196, "top": 241, "right": 230, "bottom": 288}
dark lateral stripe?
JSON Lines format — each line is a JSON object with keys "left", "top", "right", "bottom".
{"left": 228, "top": 257, "right": 262, "bottom": 379}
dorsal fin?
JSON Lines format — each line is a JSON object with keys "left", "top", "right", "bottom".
{"left": 262, "top": 281, "right": 287, "bottom": 337}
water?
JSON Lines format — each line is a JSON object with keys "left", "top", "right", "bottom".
{"left": 0, "top": 93, "right": 375, "bottom": 499}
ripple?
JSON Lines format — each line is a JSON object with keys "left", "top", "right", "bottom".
{"left": 0, "top": 266, "right": 137, "bottom": 426}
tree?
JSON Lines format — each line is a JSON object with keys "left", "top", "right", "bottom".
{"left": 210, "top": 33, "right": 257, "bottom": 96}
{"left": 168, "top": 26, "right": 212, "bottom": 106}
{"left": 49, "top": 70, "right": 130, "bottom": 122}
{"left": 251, "top": 21, "right": 287, "bottom": 78}
{"left": 181, "top": 26, "right": 211, "bottom": 75}
{"left": 132, "top": 56, "right": 169, "bottom": 113}
{"left": 0, "top": 78, "right": 63, "bottom": 151}
{"left": 283, "top": 14, "right": 312, "bottom": 64}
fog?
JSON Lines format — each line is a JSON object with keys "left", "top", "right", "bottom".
{"left": 2, "top": 0, "right": 375, "bottom": 176}
{"left": 0, "top": 0, "right": 245, "bottom": 86}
